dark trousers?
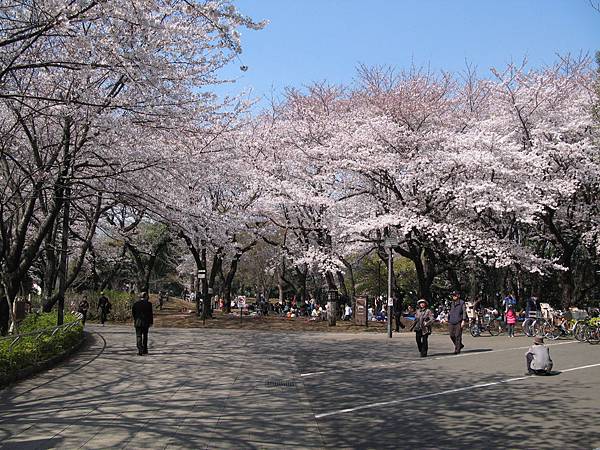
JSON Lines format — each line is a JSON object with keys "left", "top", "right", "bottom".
{"left": 507, "top": 324, "right": 515, "bottom": 336}
{"left": 135, "top": 326, "right": 149, "bottom": 354}
{"left": 415, "top": 330, "right": 429, "bottom": 356}
{"left": 448, "top": 322, "right": 463, "bottom": 353}
{"left": 526, "top": 353, "right": 549, "bottom": 375}
{"left": 100, "top": 309, "right": 108, "bottom": 324}
{"left": 80, "top": 311, "right": 88, "bottom": 326}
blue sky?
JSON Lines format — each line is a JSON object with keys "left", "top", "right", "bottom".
{"left": 216, "top": 0, "right": 600, "bottom": 108}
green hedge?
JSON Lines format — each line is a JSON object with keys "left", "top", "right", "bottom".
{"left": 71, "top": 290, "right": 135, "bottom": 322}
{"left": 0, "top": 312, "right": 84, "bottom": 381}
{"left": 28, "top": 290, "right": 136, "bottom": 323}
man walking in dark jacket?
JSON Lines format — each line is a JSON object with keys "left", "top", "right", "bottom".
{"left": 448, "top": 291, "right": 468, "bottom": 354}
{"left": 393, "top": 294, "right": 405, "bottom": 332}
{"left": 97, "top": 292, "right": 111, "bottom": 325}
{"left": 132, "top": 292, "right": 153, "bottom": 356}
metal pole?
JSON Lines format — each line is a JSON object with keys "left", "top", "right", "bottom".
{"left": 195, "top": 269, "right": 200, "bottom": 317}
{"left": 201, "top": 244, "right": 208, "bottom": 324}
{"left": 387, "top": 247, "right": 392, "bottom": 339}
{"left": 377, "top": 261, "right": 381, "bottom": 298}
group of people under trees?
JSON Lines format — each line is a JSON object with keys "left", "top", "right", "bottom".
{"left": 126, "top": 289, "right": 554, "bottom": 374}
{"left": 12, "top": 284, "right": 560, "bottom": 371}
{"left": 408, "top": 291, "right": 553, "bottom": 376}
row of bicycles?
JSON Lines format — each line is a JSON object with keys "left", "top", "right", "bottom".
{"left": 521, "top": 314, "right": 600, "bottom": 343}
{"left": 468, "top": 308, "right": 600, "bottom": 343}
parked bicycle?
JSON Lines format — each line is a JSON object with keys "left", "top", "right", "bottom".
{"left": 573, "top": 317, "right": 593, "bottom": 342}
{"left": 522, "top": 313, "right": 545, "bottom": 337}
{"left": 541, "top": 312, "right": 575, "bottom": 340}
{"left": 523, "top": 308, "right": 561, "bottom": 338}
{"left": 470, "top": 309, "right": 501, "bottom": 337}
{"left": 584, "top": 323, "right": 600, "bottom": 344}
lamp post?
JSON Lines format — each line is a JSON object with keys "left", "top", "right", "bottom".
{"left": 384, "top": 237, "right": 398, "bottom": 339}
{"left": 197, "top": 269, "right": 206, "bottom": 318}
{"left": 377, "top": 260, "right": 381, "bottom": 298}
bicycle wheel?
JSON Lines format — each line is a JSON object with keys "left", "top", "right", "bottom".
{"left": 470, "top": 324, "right": 481, "bottom": 337}
{"left": 522, "top": 318, "right": 534, "bottom": 337}
{"left": 586, "top": 326, "right": 600, "bottom": 345}
{"left": 576, "top": 324, "right": 589, "bottom": 342}
{"left": 543, "top": 323, "right": 561, "bottom": 340}
{"left": 532, "top": 319, "right": 545, "bottom": 337}
{"left": 488, "top": 319, "right": 501, "bottom": 336}
{"left": 573, "top": 321, "right": 586, "bottom": 342}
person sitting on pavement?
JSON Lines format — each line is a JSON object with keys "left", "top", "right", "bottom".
{"left": 310, "top": 307, "right": 320, "bottom": 320}
{"left": 525, "top": 336, "right": 553, "bottom": 375}
{"left": 375, "top": 308, "right": 387, "bottom": 322}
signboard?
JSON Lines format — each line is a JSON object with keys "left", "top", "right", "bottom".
{"left": 238, "top": 297, "right": 246, "bottom": 308}
{"left": 355, "top": 297, "right": 368, "bottom": 326}
{"left": 384, "top": 237, "right": 399, "bottom": 248}
{"left": 197, "top": 270, "right": 206, "bottom": 279}
{"left": 387, "top": 297, "right": 394, "bottom": 306}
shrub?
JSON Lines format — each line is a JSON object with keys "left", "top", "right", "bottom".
{"left": 0, "top": 312, "right": 84, "bottom": 380}
{"left": 64, "top": 290, "right": 135, "bottom": 322}
{"left": 28, "top": 290, "right": 136, "bottom": 323}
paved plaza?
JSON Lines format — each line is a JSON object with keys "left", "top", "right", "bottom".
{"left": 1, "top": 325, "right": 599, "bottom": 449}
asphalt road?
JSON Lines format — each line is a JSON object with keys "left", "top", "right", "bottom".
{"left": 1, "top": 325, "right": 599, "bottom": 449}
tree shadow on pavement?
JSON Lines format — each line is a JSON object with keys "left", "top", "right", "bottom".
{"left": 0, "top": 327, "right": 598, "bottom": 449}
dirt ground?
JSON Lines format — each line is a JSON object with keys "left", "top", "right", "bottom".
{"left": 149, "top": 297, "right": 393, "bottom": 333}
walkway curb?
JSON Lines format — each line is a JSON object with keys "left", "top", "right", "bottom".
{"left": 0, "top": 330, "right": 88, "bottom": 389}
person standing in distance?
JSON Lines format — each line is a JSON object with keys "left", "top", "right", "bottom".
{"left": 78, "top": 297, "right": 90, "bottom": 326}
{"left": 448, "top": 291, "right": 468, "bottom": 354}
{"left": 97, "top": 292, "right": 111, "bottom": 326}
{"left": 410, "top": 299, "right": 434, "bottom": 357}
{"left": 132, "top": 292, "right": 153, "bottom": 356}
{"left": 393, "top": 293, "right": 405, "bottom": 333}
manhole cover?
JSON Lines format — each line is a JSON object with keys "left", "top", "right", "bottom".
{"left": 265, "top": 380, "right": 297, "bottom": 388}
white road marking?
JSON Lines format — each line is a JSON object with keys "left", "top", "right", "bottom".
{"left": 300, "top": 340, "right": 578, "bottom": 377}
{"left": 314, "top": 361, "right": 600, "bottom": 419}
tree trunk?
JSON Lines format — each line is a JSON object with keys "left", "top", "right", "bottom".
{"left": 223, "top": 254, "right": 241, "bottom": 310}
{"left": 325, "top": 271, "right": 337, "bottom": 326}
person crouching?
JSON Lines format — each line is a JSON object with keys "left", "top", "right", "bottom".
{"left": 526, "top": 337, "right": 553, "bottom": 375}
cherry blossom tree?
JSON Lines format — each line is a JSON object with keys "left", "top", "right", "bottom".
{"left": 0, "top": 0, "right": 265, "bottom": 324}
